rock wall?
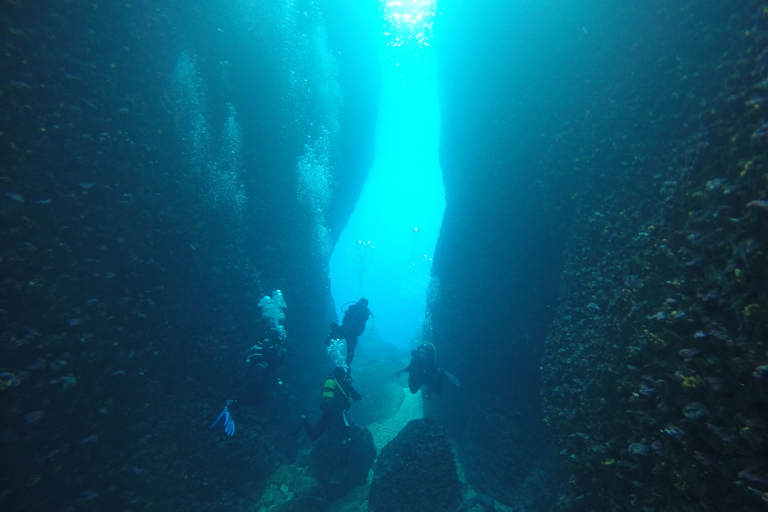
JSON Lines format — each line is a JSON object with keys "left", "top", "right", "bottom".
{"left": 541, "top": 4, "right": 768, "bottom": 510}
{"left": 0, "top": 1, "right": 380, "bottom": 511}
{"left": 369, "top": 419, "right": 460, "bottom": 512}
{"left": 429, "top": 0, "right": 768, "bottom": 509}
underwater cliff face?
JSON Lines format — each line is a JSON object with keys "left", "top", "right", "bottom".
{"left": 539, "top": 4, "right": 768, "bottom": 509}
{"left": 430, "top": 0, "right": 768, "bottom": 510}
{"left": 3, "top": 0, "right": 768, "bottom": 511}
{"left": 0, "top": 1, "right": 379, "bottom": 511}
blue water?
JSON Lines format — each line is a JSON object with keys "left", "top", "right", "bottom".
{"left": 1, "top": 0, "right": 766, "bottom": 511}
{"left": 329, "top": 25, "right": 444, "bottom": 348}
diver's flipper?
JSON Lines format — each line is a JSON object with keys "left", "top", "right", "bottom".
{"left": 439, "top": 369, "right": 460, "bottom": 387}
{"left": 287, "top": 415, "right": 307, "bottom": 438}
{"left": 209, "top": 402, "right": 236, "bottom": 436}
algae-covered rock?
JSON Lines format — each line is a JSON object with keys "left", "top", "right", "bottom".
{"left": 270, "top": 464, "right": 302, "bottom": 490}
{"left": 293, "top": 475, "right": 323, "bottom": 498}
{"left": 307, "top": 425, "right": 376, "bottom": 500}
{"left": 369, "top": 419, "right": 460, "bottom": 512}
{"left": 268, "top": 496, "right": 331, "bottom": 512}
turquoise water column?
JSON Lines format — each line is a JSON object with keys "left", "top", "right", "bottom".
{"left": 329, "top": 1, "right": 444, "bottom": 348}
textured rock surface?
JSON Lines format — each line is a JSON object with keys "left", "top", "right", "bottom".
{"left": 307, "top": 425, "right": 376, "bottom": 500}
{"left": 369, "top": 419, "right": 460, "bottom": 512}
{"left": 268, "top": 496, "right": 331, "bottom": 512}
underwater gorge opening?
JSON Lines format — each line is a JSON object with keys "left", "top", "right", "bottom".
{"left": 328, "top": 0, "right": 445, "bottom": 350}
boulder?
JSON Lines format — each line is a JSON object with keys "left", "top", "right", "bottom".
{"left": 369, "top": 419, "right": 460, "bottom": 512}
{"left": 307, "top": 425, "right": 376, "bottom": 500}
{"left": 268, "top": 496, "right": 331, "bottom": 512}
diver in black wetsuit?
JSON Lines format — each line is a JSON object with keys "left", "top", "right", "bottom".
{"left": 239, "top": 335, "right": 285, "bottom": 406}
{"left": 289, "top": 367, "right": 362, "bottom": 479}
{"left": 325, "top": 298, "right": 371, "bottom": 367}
{"left": 210, "top": 330, "right": 286, "bottom": 436}
{"left": 397, "top": 342, "right": 444, "bottom": 398}
{"left": 295, "top": 366, "right": 362, "bottom": 443}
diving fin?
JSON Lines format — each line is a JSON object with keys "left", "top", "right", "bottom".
{"left": 439, "top": 368, "right": 460, "bottom": 387}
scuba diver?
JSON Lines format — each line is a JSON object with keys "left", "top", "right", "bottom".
{"left": 290, "top": 367, "right": 361, "bottom": 483}
{"left": 325, "top": 297, "right": 372, "bottom": 367}
{"left": 293, "top": 366, "right": 361, "bottom": 443}
{"left": 210, "top": 331, "right": 286, "bottom": 437}
{"left": 397, "top": 341, "right": 459, "bottom": 398}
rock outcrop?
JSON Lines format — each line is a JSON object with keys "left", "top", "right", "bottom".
{"left": 369, "top": 419, "right": 460, "bottom": 512}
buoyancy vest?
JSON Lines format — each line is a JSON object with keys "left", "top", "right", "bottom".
{"left": 320, "top": 377, "right": 354, "bottom": 411}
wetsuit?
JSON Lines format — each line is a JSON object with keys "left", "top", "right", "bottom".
{"left": 303, "top": 375, "right": 361, "bottom": 442}
{"left": 339, "top": 301, "right": 370, "bottom": 365}
{"left": 240, "top": 339, "right": 285, "bottom": 406}
{"left": 403, "top": 342, "right": 443, "bottom": 396}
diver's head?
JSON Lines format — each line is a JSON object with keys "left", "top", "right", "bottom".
{"left": 333, "top": 366, "right": 347, "bottom": 380}
{"left": 358, "top": 297, "right": 369, "bottom": 307}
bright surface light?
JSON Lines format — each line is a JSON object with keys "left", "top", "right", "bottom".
{"left": 382, "top": 0, "right": 436, "bottom": 47}
{"left": 328, "top": 0, "right": 444, "bottom": 348}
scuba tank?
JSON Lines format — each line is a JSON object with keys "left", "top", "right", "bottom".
{"left": 320, "top": 368, "right": 353, "bottom": 410}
